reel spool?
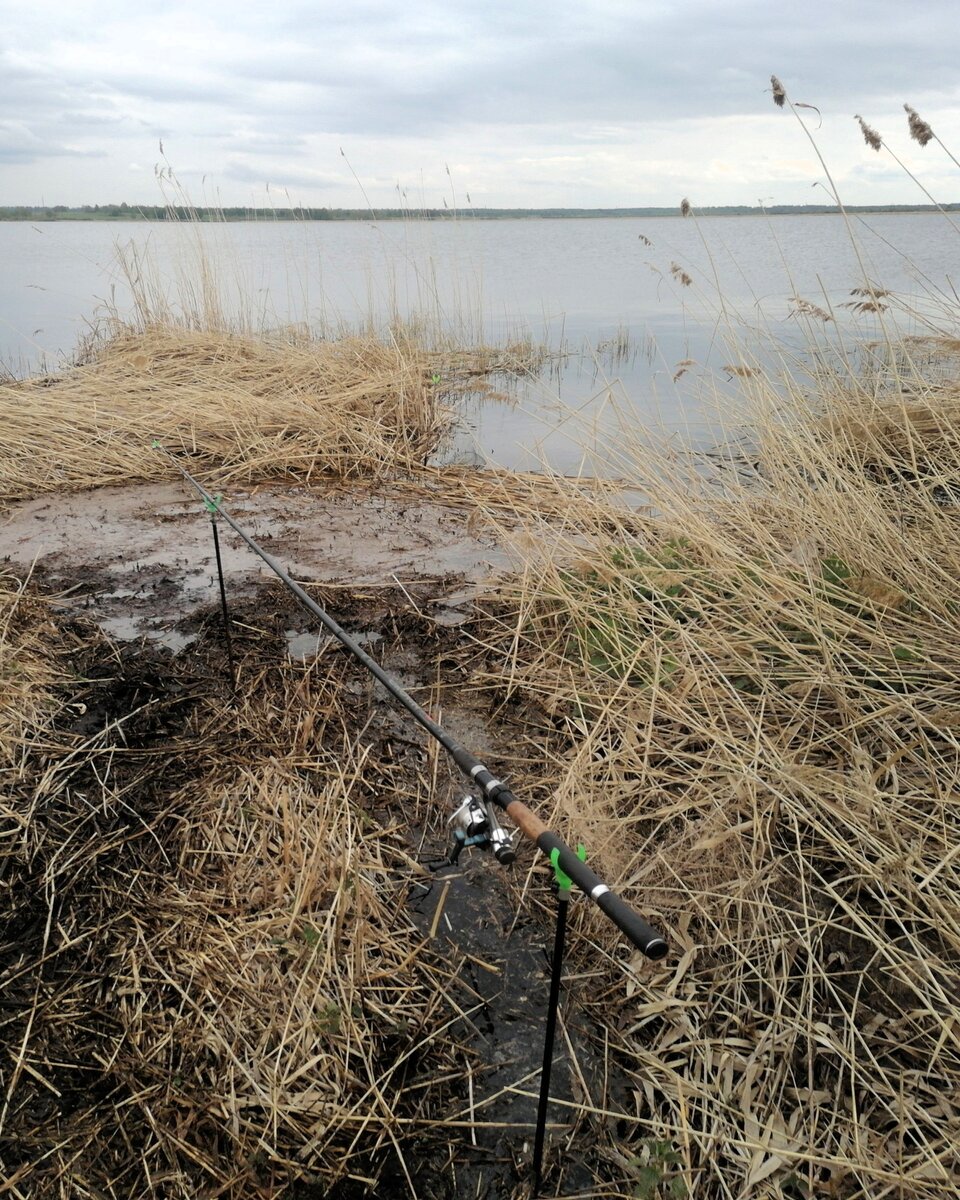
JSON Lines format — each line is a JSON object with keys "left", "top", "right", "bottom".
{"left": 448, "top": 795, "right": 516, "bottom": 865}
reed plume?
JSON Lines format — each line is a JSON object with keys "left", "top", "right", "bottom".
{"left": 905, "top": 103, "right": 934, "bottom": 146}
{"left": 679, "top": 197, "right": 691, "bottom": 217}
{"left": 855, "top": 115, "right": 882, "bottom": 152}
{"left": 770, "top": 74, "right": 786, "bottom": 107}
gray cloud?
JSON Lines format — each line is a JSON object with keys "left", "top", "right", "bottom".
{"left": 224, "top": 133, "right": 310, "bottom": 157}
{"left": 223, "top": 158, "right": 339, "bottom": 188}
{"left": 59, "top": 112, "right": 129, "bottom": 128}
{"left": 0, "top": 120, "right": 108, "bottom": 165}
{"left": 1, "top": 0, "right": 959, "bottom": 206}
{"left": 214, "top": 0, "right": 960, "bottom": 135}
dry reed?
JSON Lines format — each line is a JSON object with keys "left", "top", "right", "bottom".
{"left": 474, "top": 338, "right": 960, "bottom": 1197}
{"left": 905, "top": 104, "right": 935, "bottom": 148}
{"left": 0, "top": 324, "right": 531, "bottom": 503}
{"left": 855, "top": 115, "right": 883, "bottom": 153}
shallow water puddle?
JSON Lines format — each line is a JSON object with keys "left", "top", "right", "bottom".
{"left": 285, "top": 627, "right": 382, "bottom": 660}
{"left": 98, "top": 614, "right": 197, "bottom": 653}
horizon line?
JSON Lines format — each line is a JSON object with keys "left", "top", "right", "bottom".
{"left": 3, "top": 200, "right": 959, "bottom": 221}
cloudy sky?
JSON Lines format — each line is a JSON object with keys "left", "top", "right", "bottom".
{"left": 2, "top": 0, "right": 959, "bottom": 210}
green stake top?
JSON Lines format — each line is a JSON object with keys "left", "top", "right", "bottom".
{"left": 152, "top": 440, "right": 222, "bottom": 515}
{"left": 550, "top": 844, "right": 586, "bottom": 897}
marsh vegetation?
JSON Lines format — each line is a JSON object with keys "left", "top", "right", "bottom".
{"left": 2, "top": 85, "right": 959, "bottom": 1198}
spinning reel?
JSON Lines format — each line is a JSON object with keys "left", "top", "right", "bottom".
{"left": 446, "top": 794, "right": 517, "bottom": 865}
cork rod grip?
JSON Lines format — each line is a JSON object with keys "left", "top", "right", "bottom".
{"left": 503, "top": 798, "right": 668, "bottom": 960}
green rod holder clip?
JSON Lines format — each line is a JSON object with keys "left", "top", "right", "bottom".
{"left": 549, "top": 843, "right": 586, "bottom": 898}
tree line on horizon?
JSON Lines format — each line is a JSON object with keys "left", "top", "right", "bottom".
{"left": 2, "top": 202, "right": 958, "bottom": 222}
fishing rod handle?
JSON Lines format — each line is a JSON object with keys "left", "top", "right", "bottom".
{"left": 503, "top": 796, "right": 668, "bottom": 960}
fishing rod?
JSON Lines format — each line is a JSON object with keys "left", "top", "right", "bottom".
{"left": 155, "top": 444, "right": 667, "bottom": 960}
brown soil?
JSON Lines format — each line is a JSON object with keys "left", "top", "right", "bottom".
{"left": 0, "top": 479, "right": 511, "bottom": 648}
{"left": 1, "top": 481, "right": 638, "bottom": 1198}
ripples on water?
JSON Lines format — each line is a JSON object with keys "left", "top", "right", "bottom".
{"left": 2, "top": 213, "right": 958, "bottom": 474}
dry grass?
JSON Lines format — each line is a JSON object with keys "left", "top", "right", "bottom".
{"left": 0, "top": 594, "right": 464, "bottom": 1198}
{"left": 0, "top": 323, "right": 535, "bottom": 503}
{"left": 474, "top": 341, "right": 960, "bottom": 1197}
{"left": 0, "top": 574, "right": 60, "bottom": 776}
{"left": 108, "top": 695, "right": 456, "bottom": 1196}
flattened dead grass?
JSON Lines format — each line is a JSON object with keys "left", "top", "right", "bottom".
{"left": 0, "top": 574, "right": 60, "bottom": 776}
{"left": 0, "top": 324, "right": 527, "bottom": 503}
{"left": 0, "top": 594, "right": 458, "bottom": 1198}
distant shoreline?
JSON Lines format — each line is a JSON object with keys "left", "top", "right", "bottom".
{"left": 2, "top": 203, "right": 958, "bottom": 222}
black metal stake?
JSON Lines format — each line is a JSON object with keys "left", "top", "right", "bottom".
{"left": 533, "top": 867, "right": 572, "bottom": 1197}
{"left": 210, "top": 514, "right": 237, "bottom": 691}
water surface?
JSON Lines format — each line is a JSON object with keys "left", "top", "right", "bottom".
{"left": 3, "top": 213, "right": 958, "bottom": 472}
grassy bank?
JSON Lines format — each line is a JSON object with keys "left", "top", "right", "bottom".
{"left": 4, "top": 313, "right": 958, "bottom": 1198}
{"left": 486, "top": 349, "right": 960, "bottom": 1194}
{"left": 3, "top": 94, "right": 960, "bottom": 1193}
{"left": 0, "top": 324, "right": 541, "bottom": 502}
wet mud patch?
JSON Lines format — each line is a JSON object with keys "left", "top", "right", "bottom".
{"left": 0, "top": 479, "right": 512, "bottom": 650}
{"left": 3, "top": 571, "right": 640, "bottom": 1199}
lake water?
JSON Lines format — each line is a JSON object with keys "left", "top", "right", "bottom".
{"left": 2, "top": 213, "right": 959, "bottom": 473}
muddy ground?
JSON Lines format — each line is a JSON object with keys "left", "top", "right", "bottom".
{"left": 0, "top": 479, "right": 512, "bottom": 648}
{"left": 2, "top": 481, "right": 644, "bottom": 1198}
